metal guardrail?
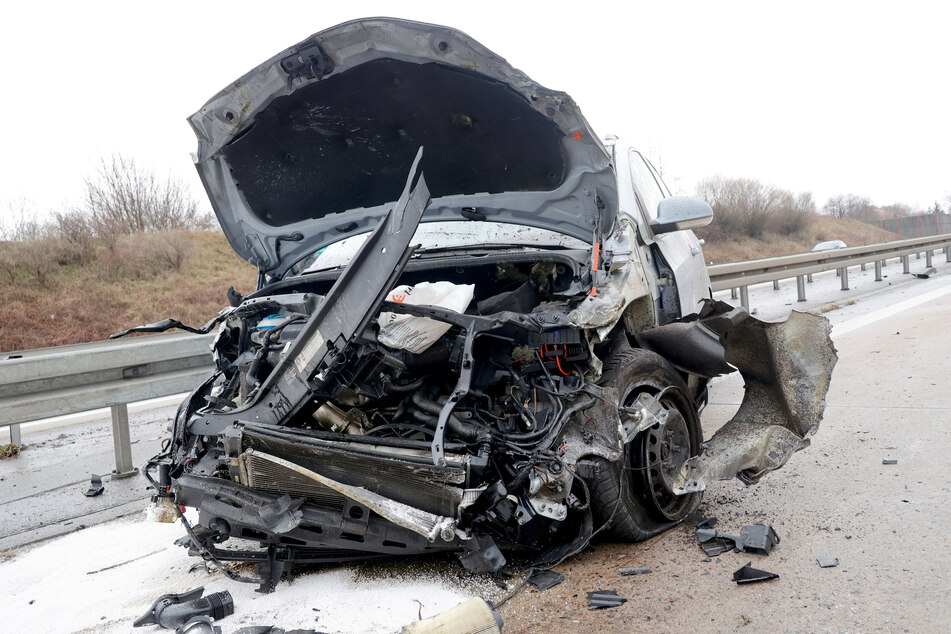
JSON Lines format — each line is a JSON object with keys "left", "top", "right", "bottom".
{"left": 2, "top": 232, "right": 949, "bottom": 476}
{"left": 0, "top": 332, "right": 214, "bottom": 477}
{"left": 708, "top": 233, "right": 951, "bottom": 310}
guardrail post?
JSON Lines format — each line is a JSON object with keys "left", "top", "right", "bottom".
{"left": 902, "top": 255, "right": 910, "bottom": 274}
{"left": 9, "top": 423, "right": 21, "bottom": 445}
{"left": 796, "top": 275, "right": 806, "bottom": 301}
{"left": 807, "top": 273, "right": 813, "bottom": 283}
{"left": 739, "top": 286, "right": 750, "bottom": 312}
{"left": 916, "top": 251, "right": 921, "bottom": 260}
{"left": 926, "top": 250, "right": 933, "bottom": 267}
{"left": 881, "top": 259, "right": 886, "bottom": 268}
{"left": 945, "top": 245, "right": 950, "bottom": 261}
{"left": 731, "top": 287, "right": 738, "bottom": 299}
{"left": 860, "top": 263, "right": 866, "bottom": 271}
{"left": 840, "top": 267, "right": 849, "bottom": 290}
{"left": 110, "top": 403, "right": 138, "bottom": 479}
{"left": 875, "top": 260, "right": 883, "bottom": 281}
{"left": 772, "top": 280, "right": 780, "bottom": 290}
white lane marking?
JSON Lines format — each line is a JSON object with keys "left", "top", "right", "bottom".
{"left": 832, "top": 277, "right": 951, "bottom": 339}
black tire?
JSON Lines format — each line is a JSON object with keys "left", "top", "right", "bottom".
{"left": 585, "top": 345, "right": 702, "bottom": 540}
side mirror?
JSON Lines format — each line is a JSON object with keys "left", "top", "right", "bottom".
{"left": 650, "top": 197, "right": 713, "bottom": 234}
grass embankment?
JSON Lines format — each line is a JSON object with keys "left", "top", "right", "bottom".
{"left": 0, "top": 231, "right": 256, "bottom": 352}
{"left": 700, "top": 217, "right": 901, "bottom": 263}
{"left": 0, "top": 218, "right": 905, "bottom": 351}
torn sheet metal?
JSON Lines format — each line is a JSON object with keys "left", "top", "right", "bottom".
{"left": 246, "top": 450, "right": 458, "bottom": 543}
{"left": 675, "top": 309, "right": 837, "bottom": 493}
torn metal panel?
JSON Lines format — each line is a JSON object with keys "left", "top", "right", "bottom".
{"left": 675, "top": 310, "right": 837, "bottom": 493}
{"left": 247, "top": 449, "right": 459, "bottom": 543}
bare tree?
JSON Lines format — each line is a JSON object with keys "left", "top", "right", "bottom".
{"left": 81, "top": 154, "right": 202, "bottom": 245}
{"left": 821, "top": 194, "right": 875, "bottom": 220}
{"left": 696, "top": 176, "right": 785, "bottom": 238}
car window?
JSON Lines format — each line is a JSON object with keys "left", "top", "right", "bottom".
{"left": 628, "top": 150, "right": 667, "bottom": 222}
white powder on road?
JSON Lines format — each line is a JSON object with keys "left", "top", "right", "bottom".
{"left": 0, "top": 511, "right": 493, "bottom": 633}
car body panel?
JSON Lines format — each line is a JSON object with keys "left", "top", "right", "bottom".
{"left": 189, "top": 18, "right": 618, "bottom": 276}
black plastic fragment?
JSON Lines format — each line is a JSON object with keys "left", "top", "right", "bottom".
{"left": 882, "top": 459, "right": 898, "bottom": 465}
{"left": 697, "top": 523, "right": 780, "bottom": 556}
{"left": 133, "top": 587, "right": 234, "bottom": 629}
{"left": 527, "top": 568, "right": 564, "bottom": 591}
{"left": 83, "top": 474, "right": 104, "bottom": 497}
{"left": 696, "top": 528, "right": 735, "bottom": 556}
{"left": 732, "top": 561, "right": 779, "bottom": 584}
{"left": 587, "top": 590, "right": 627, "bottom": 609}
{"left": 688, "top": 513, "right": 717, "bottom": 529}
{"left": 816, "top": 555, "right": 839, "bottom": 568}
{"left": 737, "top": 523, "right": 780, "bottom": 556}
{"left": 618, "top": 567, "right": 651, "bottom": 576}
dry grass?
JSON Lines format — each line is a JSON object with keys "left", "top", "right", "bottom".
{"left": 701, "top": 217, "right": 902, "bottom": 264}
{"left": 0, "top": 231, "right": 256, "bottom": 352}
{"left": 0, "top": 443, "right": 20, "bottom": 459}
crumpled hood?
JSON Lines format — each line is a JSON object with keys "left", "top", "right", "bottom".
{"left": 189, "top": 17, "right": 617, "bottom": 276}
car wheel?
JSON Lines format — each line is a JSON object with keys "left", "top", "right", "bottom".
{"left": 584, "top": 346, "right": 702, "bottom": 540}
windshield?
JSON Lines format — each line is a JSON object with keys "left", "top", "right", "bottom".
{"left": 295, "top": 222, "right": 589, "bottom": 275}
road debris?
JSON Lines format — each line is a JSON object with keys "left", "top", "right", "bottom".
{"left": 816, "top": 556, "right": 839, "bottom": 568}
{"left": 618, "top": 567, "right": 652, "bottom": 576}
{"left": 913, "top": 267, "right": 936, "bottom": 279}
{"left": 587, "top": 590, "right": 628, "bottom": 609}
{"left": 526, "top": 569, "right": 564, "bottom": 591}
{"left": 732, "top": 562, "right": 779, "bottom": 585}
{"left": 688, "top": 513, "right": 718, "bottom": 529}
{"left": 133, "top": 587, "right": 234, "bottom": 629}
{"left": 882, "top": 459, "right": 898, "bottom": 465}
{"left": 83, "top": 474, "right": 104, "bottom": 497}
{"left": 401, "top": 598, "right": 503, "bottom": 633}
{"left": 177, "top": 616, "right": 220, "bottom": 634}
{"left": 697, "top": 523, "right": 780, "bottom": 556}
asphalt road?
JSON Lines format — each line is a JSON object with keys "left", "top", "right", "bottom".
{"left": 1, "top": 260, "right": 949, "bottom": 632}
{"left": 501, "top": 274, "right": 951, "bottom": 633}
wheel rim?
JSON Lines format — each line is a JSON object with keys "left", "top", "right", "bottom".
{"left": 627, "top": 393, "right": 696, "bottom": 521}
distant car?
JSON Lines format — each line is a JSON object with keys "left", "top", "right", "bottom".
{"left": 811, "top": 240, "right": 847, "bottom": 252}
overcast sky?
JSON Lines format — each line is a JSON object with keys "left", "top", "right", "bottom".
{"left": 2, "top": 1, "right": 949, "bottom": 220}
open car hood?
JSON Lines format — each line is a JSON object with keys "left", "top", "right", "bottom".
{"left": 189, "top": 17, "right": 617, "bottom": 276}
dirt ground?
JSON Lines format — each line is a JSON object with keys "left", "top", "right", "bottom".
{"left": 497, "top": 288, "right": 951, "bottom": 633}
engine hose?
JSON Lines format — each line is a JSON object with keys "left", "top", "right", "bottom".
{"left": 408, "top": 405, "right": 482, "bottom": 442}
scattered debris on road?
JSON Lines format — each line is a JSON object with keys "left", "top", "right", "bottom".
{"left": 882, "top": 459, "right": 898, "bottom": 465}
{"left": 913, "top": 267, "right": 937, "bottom": 279}
{"left": 83, "top": 474, "right": 104, "bottom": 497}
{"left": 133, "top": 587, "right": 234, "bottom": 629}
{"left": 587, "top": 590, "right": 628, "bottom": 609}
{"left": 816, "top": 556, "right": 839, "bottom": 568}
{"left": 526, "top": 569, "right": 564, "bottom": 591}
{"left": 618, "top": 566, "right": 652, "bottom": 576}
{"left": 732, "top": 562, "right": 780, "bottom": 585}
{"left": 697, "top": 523, "right": 780, "bottom": 556}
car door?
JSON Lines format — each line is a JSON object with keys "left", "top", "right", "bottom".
{"left": 627, "top": 149, "right": 711, "bottom": 317}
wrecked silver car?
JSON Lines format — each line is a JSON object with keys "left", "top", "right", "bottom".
{"left": 138, "top": 18, "right": 836, "bottom": 591}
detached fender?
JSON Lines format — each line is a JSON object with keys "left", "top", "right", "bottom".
{"left": 674, "top": 309, "right": 837, "bottom": 492}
